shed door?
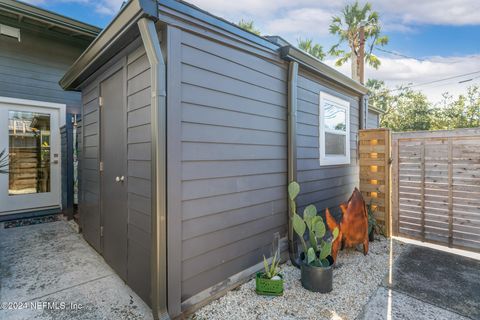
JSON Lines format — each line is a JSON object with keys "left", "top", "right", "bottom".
{"left": 100, "top": 69, "right": 128, "bottom": 281}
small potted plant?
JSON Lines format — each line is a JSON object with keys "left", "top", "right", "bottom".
{"left": 288, "top": 181, "right": 339, "bottom": 293}
{"left": 255, "top": 251, "right": 283, "bottom": 296}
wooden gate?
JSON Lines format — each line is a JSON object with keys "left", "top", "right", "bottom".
{"left": 359, "top": 128, "right": 391, "bottom": 236}
{"left": 392, "top": 128, "right": 480, "bottom": 252}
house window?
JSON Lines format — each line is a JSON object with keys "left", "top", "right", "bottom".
{"left": 319, "top": 92, "right": 350, "bottom": 166}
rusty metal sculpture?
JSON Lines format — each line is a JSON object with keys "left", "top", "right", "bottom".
{"left": 325, "top": 188, "right": 369, "bottom": 262}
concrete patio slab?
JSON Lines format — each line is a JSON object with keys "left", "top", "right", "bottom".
{"left": 360, "top": 243, "right": 480, "bottom": 320}
{"left": 387, "top": 245, "right": 480, "bottom": 319}
{"left": 0, "top": 221, "right": 152, "bottom": 319}
{"left": 360, "top": 287, "right": 470, "bottom": 320}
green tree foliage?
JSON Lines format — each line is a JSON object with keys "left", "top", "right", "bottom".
{"left": 297, "top": 38, "right": 325, "bottom": 60}
{"left": 434, "top": 87, "right": 480, "bottom": 129}
{"left": 366, "top": 79, "right": 480, "bottom": 131}
{"left": 329, "top": 1, "right": 388, "bottom": 81}
{"left": 237, "top": 19, "right": 261, "bottom": 35}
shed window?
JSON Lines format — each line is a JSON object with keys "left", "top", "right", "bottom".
{"left": 319, "top": 92, "right": 350, "bottom": 166}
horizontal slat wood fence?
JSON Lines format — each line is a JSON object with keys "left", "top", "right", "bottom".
{"left": 359, "top": 128, "right": 391, "bottom": 236}
{"left": 392, "top": 128, "right": 480, "bottom": 253}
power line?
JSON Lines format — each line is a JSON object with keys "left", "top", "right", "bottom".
{"left": 375, "top": 47, "right": 478, "bottom": 64}
{"left": 422, "top": 79, "right": 479, "bottom": 91}
{"left": 387, "top": 70, "right": 480, "bottom": 92}
{"left": 375, "top": 47, "right": 425, "bottom": 61}
{"left": 458, "top": 75, "right": 480, "bottom": 84}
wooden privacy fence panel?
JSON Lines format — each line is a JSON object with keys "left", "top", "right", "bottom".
{"left": 359, "top": 128, "right": 391, "bottom": 236}
{"left": 392, "top": 129, "right": 480, "bottom": 252}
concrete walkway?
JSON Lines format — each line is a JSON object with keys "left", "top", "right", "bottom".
{"left": 0, "top": 220, "right": 153, "bottom": 320}
{"left": 360, "top": 243, "right": 480, "bottom": 320}
{"left": 2, "top": 220, "right": 479, "bottom": 320}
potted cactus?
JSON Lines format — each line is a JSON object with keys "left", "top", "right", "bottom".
{"left": 288, "top": 181, "right": 339, "bottom": 293}
{"left": 255, "top": 251, "right": 283, "bottom": 296}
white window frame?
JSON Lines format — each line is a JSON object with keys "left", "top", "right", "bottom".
{"left": 319, "top": 92, "right": 351, "bottom": 166}
{"left": 0, "top": 24, "right": 21, "bottom": 42}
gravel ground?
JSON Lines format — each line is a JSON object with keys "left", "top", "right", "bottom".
{"left": 192, "top": 237, "right": 406, "bottom": 320}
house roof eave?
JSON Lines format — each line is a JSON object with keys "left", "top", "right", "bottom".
{"left": 280, "top": 46, "right": 369, "bottom": 96}
{"left": 0, "top": 0, "right": 100, "bottom": 37}
{"left": 60, "top": 0, "right": 157, "bottom": 90}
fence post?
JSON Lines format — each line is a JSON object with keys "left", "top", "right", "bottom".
{"left": 385, "top": 128, "right": 391, "bottom": 237}
{"left": 447, "top": 138, "right": 453, "bottom": 247}
{"left": 420, "top": 140, "right": 426, "bottom": 241}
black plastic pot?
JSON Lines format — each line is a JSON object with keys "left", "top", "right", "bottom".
{"left": 301, "top": 262, "right": 333, "bottom": 293}
{"left": 298, "top": 253, "right": 334, "bottom": 293}
{"left": 369, "top": 229, "right": 375, "bottom": 242}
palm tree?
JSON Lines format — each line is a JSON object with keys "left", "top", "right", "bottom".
{"left": 0, "top": 149, "right": 8, "bottom": 174}
{"left": 329, "top": 1, "right": 388, "bottom": 82}
{"left": 297, "top": 38, "right": 325, "bottom": 60}
{"left": 237, "top": 19, "right": 261, "bottom": 35}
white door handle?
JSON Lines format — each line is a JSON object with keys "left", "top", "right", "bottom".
{"left": 120, "top": 176, "right": 125, "bottom": 182}
{"left": 115, "top": 176, "right": 120, "bottom": 182}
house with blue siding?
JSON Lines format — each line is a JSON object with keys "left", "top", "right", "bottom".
{"left": 0, "top": 0, "right": 99, "bottom": 218}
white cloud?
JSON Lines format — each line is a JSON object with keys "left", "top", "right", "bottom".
{"left": 94, "top": 0, "right": 124, "bottom": 15}
{"left": 20, "top": 0, "right": 47, "bottom": 4}
{"left": 372, "top": 0, "right": 480, "bottom": 26}
{"left": 186, "top": 0, "right": 300, "bottom": 19}
{"left": 326, "top": 55, "right": 480, "bottom": 102}
{"left": 188, "top": 0, "right": 480, "bottom": 102}
{"left": 265, "top": 8, "right": 333, "bottom": 37}
{"left": 25, "top": 0, "right": 480, "bottom": 27}
{"left": 189, "top": 0, "right": 480, "bottom": 37}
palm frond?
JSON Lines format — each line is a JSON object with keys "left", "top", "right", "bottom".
{"left": 298, "top": 38, "right": 325, "bottom": 60}
{"left": 335, "top": 52, "right": 352, "bottom": 67}
{"left": 375, "top": 35, "right": 389, "bottom": 46}
{"left": 366, "top": 53, "right": 381, "bottom": 69}
{"left": 329, "top": 0, "right": 388, "bottom": 76}
{"left": 0, "top": 149, "right": 9, "bottom": 174}
{"left": 237, "top": 19, "right": 261, "bottom": 35}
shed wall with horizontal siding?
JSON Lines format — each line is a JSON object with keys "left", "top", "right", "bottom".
{"left": 125, "top": 46, "right": 152, "bottom": 304}
{"left": 78, "top": 43, "right": 152, "bottom": 304}
{"left": 80, "top": 82, "right": 101, "bottom": 251}
{"left": 176, "top": 29, "right": 289, "bottom": 301}
{"left": 170, "top": 29, "right": 364, "bottom": 306}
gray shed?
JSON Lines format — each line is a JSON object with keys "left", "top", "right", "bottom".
{"left": 60, "top": 0, "right": 369, "bottom": 318}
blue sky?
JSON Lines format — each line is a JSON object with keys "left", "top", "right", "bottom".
{"left": 24, "top": 0, "right": 480, "bottom": 102}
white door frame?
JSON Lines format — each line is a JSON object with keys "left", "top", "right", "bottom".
{"left": 0, "top": 96, "right": 66, "bottom": 215}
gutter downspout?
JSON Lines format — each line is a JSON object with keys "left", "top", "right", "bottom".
{"left": 360, "top": 94, "right": 366, "bottom": 130}
{"left": 137, "top": 18, "right": 170, "bottom": 320}
{"left": 287, "top": 61, "right": 301, "bottom": 268}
